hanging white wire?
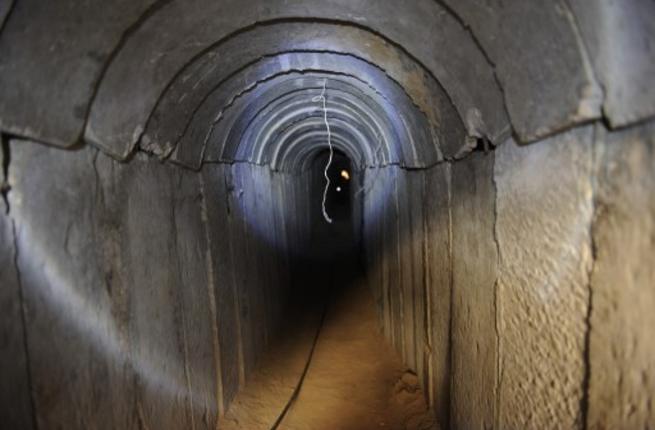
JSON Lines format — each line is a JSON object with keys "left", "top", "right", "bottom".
{"left": 312, "top": 80, "right": 334, "bottom": 224}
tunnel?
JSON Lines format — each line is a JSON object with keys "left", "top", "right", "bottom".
{"left": 0, "top": 1, "right": 654, "bottom": 429}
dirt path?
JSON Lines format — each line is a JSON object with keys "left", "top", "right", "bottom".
{"left": 277, "top": 267, "right": 438, "bottom": 430}
{"left": 221, "top": 218, "right": 438, "bottom": 430}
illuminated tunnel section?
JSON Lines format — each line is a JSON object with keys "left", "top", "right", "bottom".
{"left": 1, "top": 1, "right": 654, "bottom": 430}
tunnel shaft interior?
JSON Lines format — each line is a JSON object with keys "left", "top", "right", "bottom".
{"left": 1, "top": 1, "right": 654, "bottom": 429}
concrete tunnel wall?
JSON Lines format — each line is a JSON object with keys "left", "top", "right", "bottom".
{"left": 0, "top": 1, "right": 654, "bottom": 429}
{"left": 0, "top": 145, "right": 321, "bottom": 428}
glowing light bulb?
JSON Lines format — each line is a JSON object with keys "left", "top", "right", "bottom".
{"left": 340, "top": 170, "right": 350, "bottom": 181}
{"left": 336, "top": 186, "right": 342, "bottom": 192}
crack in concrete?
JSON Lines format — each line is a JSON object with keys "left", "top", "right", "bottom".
{"left": 490, "top": 150, "right": 503, "bottom": 430}
{"left": 191, "top": 66, "right": 423, "bottom": 172}
{"left": 0, "top": 0, "right": 15, "bottom": 36}
{"left": 90, "top": 148, "right": 103, "bottom": 208}
{"left": 166, "top": 190, "right": 197, "bottom": 430}
{"left": 432, "top": 0, "right": 515, "bottom": 145}
{"left": 561, "top": 0, "right": 607, "bottom": 124}
{"left": 436, "top": 0, "right": 609, "bottom": 145}
{"left": 580, "top": 123, "right": 602, "bottom": 430}
{"left": 136, "top": 400, "right": 151, "bottom": 430}
{"left": 205, "top": 55, "right": 427, "bottom": 129}
{"left": 198, "top": 142, "right": 504, "bottom": 179}
{"left": 82, "top": 0, "right": 175, "bottom": 149}
{"left": 444, "top": 161, "right": 454, "bottom": 430}
{"left": 136, "top": 17, "right": 462, "bottom": 156}
{"left": 198, "top": 171, "right": 226, "bottom": 417}
{"left": 69, "top": 16, "right": 474, "bottom": 166}
{"left": 421, "top": 170, "right": 434, "bottom": 409}
{"left": 10, "top": 218, "right": 39, "bottom": 430}
{"left": 1, "top": 134, "right": 10, "bottom": 213}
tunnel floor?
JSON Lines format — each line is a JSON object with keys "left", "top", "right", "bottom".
{"left": 276, "top": 269, "right": 436, "bottom": 430}
{"left": 219, "top": 219, "right": 436, "bottom": 430}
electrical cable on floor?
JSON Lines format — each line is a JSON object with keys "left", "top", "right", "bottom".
{"left": 312, "top": 80, "right": 334, "bottom": 224}
{"left": 269, "top": 267, "right": 333, "bottom": 430}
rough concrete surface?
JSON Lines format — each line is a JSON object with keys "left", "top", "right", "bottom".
{"left": 144, "top": 24, "right": 463, "bottom": 163}
{"left": 0, "top": 0, "right": 12, "bottom": 31}
{"left": 85, "top": 0, "right": 505, "bottom": 157}
{"left": 445, "top": 0, "right": 603, "bottom": 141}
{"left": 0, "top": 0, "right": 156, "bottom": 146}
{"left": 450, "top": 152, "right": 498, "bottom": 430}
{"left": 8, "top": 141, "right": 144, "bottom": 428}
{"left": 4, "top": 140, "right": 315, "bottom": 428}
{"left": 588, "top": 123, "right": 655, "bottom": 429}
{"left": 0, "top": 211, "right": 34, "bottom": 429}
{"left": 422, "top": 164, "right": 452, "bottom": 427}
{"left": 569, "top": 0, "right": 655, "bottom": 127}
{"left": 495, "top": 128, "right": 595, "bottom": 429}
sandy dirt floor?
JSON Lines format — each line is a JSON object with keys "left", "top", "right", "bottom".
{"left": 277, "top": 267, "right": 438, "bottom": 430}
{"left": 220, "top": 219, "right": 438, "bottom": 430}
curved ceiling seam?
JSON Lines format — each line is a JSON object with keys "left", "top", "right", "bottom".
{"left": 168, "top": 58, "right": 440, "bottom": 167}
{"left": 206, "top": 69, "right": 403, "bottom": 143}
{"left": 278, "top": 135, "right": 366, "bottom": 173}
{"left": 139, "top": 16, "right": 466, "bottom": 132}
{"left": 257, "top": 112, "right": 393, "bottom": 169}
{"left": 429, "top": 0, "right": 516, "bottom": 146}
{"left": 81, "top": 0, "right": 174, "bottom": 148}
{"left": 85, "top": 11, "right": 499, "bottom": 159}
{"left": 155, "top": 47, "right": 448, "bottom": 148}
{"left": 397, "top": 114, "right": 420, "bottom": 166}
{"left": 266, "top": 104, "right": 423, "bottom": 170}
{"left": 257, "top": 104, "right": 392, "bottom": 162}
{"left": 286, "top": 142, "right": 367, "bottom": 173}
{"left": 75, "top": 2, "right": 613, "bottom": 161}
{"left": 213, "top": 78, "right": 407, "bottom": 167}
{"left": 436, "top": 0, "right": 606, "bottom": 144}
{"left": 249, "top": 107, "right": 386, "bottom": 165}
{"left": 210, "top": 85, "right": 378, "bottom": 164}
{"left": 248, "top": 117, "right": 379, "bottom": 170}
{"left": 286, "top": 133, "right": 367, "bottom": 164}
{"left": 136, "top": 18, "right": 432, "bottom": 154}
{"left": 195, "top": 72, "right": 401, "bottom": 167}
{"left": 243, "top": 87, "right": 400, "bottom": 163}
{"left": 272, "top": 116, "right": 390, "bottom": 174}
{"left": 266, "top": 118, "right": 379, "bottom": 171}
{"left": 197, "top": 145, "right": 449, "bottom": 174}
{"left": 233, "top": 104, "right": 396, "bottom": 170}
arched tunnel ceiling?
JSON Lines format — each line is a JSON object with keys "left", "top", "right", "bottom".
{"left": 0, "top": 0, "right": 653, "bottom": 165}
{"left": 144, "top": 23, "right": 466, "bottom": 169}
{"left": 180, "top": 55, "right": 444, "bottom": 171}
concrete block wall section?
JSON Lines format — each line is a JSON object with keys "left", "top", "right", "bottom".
{"left": 588, "top": 123, "right": 655, "bottom": 429}
{"left": 422, "top": 164, "right": 452, "bottom": 426}
{"left": 0, "top": 207, "right": 34, "bottom": 429}
{"left": 362, "top": 121, "right": 655, "bottom": 429}
{"left": 495, "top": 128, "right": 594, "bottom": 428}
{"left": 0, "top": 141, "right": 313, "bottom": 429}
{"left": 0, "top": 1, "right": 12, "bottom": 34}
{"left": 362, "top": 163, "right": 456, "bottom": 425}
{"left": 0, "top": 0, "right": 158, "bottom": 146}
{"left": 450, "top": 152, "right": 498, "bottom": 430}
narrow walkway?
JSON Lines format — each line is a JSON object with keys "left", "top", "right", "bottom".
{"left": 221, "top": 218, "right": 438, "bottom": 430}
{"left": 277, "top": 265, "right": 438, "bottom": 430}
